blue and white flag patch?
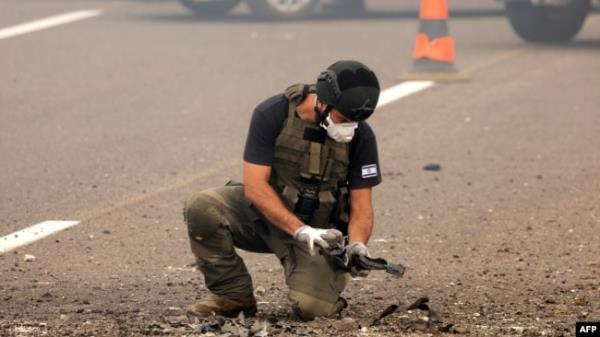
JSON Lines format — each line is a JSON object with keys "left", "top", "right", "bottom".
{"left": 361, "top": 164, "right": 378, "bottom": 178}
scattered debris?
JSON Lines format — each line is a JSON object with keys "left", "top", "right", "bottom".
{"left": 238, "top": 311, "right": 245, "bottom": 326}
{"left": 254, "top": 286, "right": 266, "bottom": 297}
{"left": 332, "top": 317, "right": 359, "bottom": 331}
{"left": 423, "top": 163, "right": 442, "bottom": 171}
{"left": 23, "top": 254, "right": 36, "bottom": 262}
{"left": 510, "top": 326, "right": 527, "bottom": 334}
{"left": 165, "top": 306, "right": 184, "bottom": 316}
{"left": 373, "top": 303, "right": 399, "bottom": 324}
{"left": 250, "top": 320, "right": 269, "bottom": 336}
{"left": 372, "top": 297, "right": 443, "bottom": 327}
{"left": 164, "top": 315, "right": 188, "bottom": 326}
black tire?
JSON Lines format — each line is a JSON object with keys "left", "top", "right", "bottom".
{"left": 178, "top": 0, "right": 240, "bottom": 16}
{"left": 505, "top": 0, "right": 590, "bottom": 43}
{"left": 246, "top": 0, "right": 319, "bottom": 19}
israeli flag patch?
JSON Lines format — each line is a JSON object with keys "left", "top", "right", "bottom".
{"left": 361, "top": 164, "right": 378, "bottom": 178}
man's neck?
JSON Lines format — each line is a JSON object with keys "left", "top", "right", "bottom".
{"left": 295, "top": 93, "right": 318, "bottom": 124}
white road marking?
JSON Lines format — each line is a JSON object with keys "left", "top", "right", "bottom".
{"left": 378, "top": 81, "right": 435, "bottom": 108}
{"left": 0, "top": 221, "right": 80, "bottom": 254}
{"left": 0, "top": 10, "right": 102, "bottom": 40}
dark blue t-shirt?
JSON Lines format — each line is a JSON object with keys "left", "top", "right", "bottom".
{"left": 243, "top": 94, "right": 381, "bottom": 189}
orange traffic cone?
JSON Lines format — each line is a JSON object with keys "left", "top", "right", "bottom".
{"left": 402, "top": 0, "right": 468, "bottom": 81}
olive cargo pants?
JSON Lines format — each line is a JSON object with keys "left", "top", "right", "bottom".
{"left": 183, "top": 181, "right": 349, "bottom": 320}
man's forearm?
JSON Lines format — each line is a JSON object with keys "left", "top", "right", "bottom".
{"left": 245, "top": 183, "right": 304, "bottom": 236}
{"left": 347, "top": 208, "right": 374, "bottom": 244}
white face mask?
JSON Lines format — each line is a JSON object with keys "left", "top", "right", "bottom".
{"left": 320, "top": 114, "right": 358, "bottom": 143}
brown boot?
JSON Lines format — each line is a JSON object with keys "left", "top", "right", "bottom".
{"left": 186, "top": 294, "right": 257, "bottom": 318}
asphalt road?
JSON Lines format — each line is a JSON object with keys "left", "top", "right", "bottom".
{"left": 1, "top": 1, "right": 599, "bottom": 336}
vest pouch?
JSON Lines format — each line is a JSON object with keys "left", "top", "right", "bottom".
{"left": 294, "top": 184, "right": 320, "bottom": 224}
{"left": 310, "top": 190, "right": 336, "bottom": 229}
{"left": 330, "top": 186, "right": 350, "bottom": 234}
{"left": 280, "top": 185, "right": 299, "bottom": 211}
{"left": 333, "top": 186, "right": 349, "bottom": 223}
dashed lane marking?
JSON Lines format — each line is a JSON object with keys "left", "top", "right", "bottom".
{"left": 0, "top": 221, "right": 80, "bottom": 254}
{"left": 0, "top": 10, "right": 102, "bottom": 40}
{"left": 378, "top": 81, "right": 435, "bottom": 108}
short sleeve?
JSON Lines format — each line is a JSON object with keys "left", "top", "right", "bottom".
{"left": 243, "top": 94, "right": 288, "bottom": 165}
{"left": 347, "top": 122, "right": 382, "bottom": 189}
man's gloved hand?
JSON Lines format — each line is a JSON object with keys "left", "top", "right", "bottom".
{"left": 293, "top": 225, "right": 343, "bottom": 256}
{"left": 346, "top": 242, "right": 371, "bottom": 277}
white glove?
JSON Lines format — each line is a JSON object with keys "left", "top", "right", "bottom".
{"left": 346, "top": 242, "right": 371, "bottom": 277}
{"left": 293, "top": 226, "right": 343, "bottom": 256}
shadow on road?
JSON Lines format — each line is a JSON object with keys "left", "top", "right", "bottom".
{"left": 136, "top": 9, "right": 506, "bottom": 25}
{"left": 531, "top": 38, "right": 600, "bottom": 50}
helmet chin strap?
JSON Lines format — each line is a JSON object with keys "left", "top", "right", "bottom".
{"left": 313, "top": 96, "right": 333, "bottom": 124}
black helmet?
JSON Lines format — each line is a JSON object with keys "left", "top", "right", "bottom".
{"left": 316, "top": 60, "right": 380, "bottom": 121}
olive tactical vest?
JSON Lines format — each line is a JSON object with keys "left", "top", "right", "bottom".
{"left": 269, "top": 84, "right": 350, "bottom": 228}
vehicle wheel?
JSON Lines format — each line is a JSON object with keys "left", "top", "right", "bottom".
{"left": 246, "top": 0, "right": 319, "bottom": 19}
{"left": 178, "top": 0, "right": 241, "bottom": 16}
{"left": 505, "top": 0, "right": 590, "bottom": 43}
